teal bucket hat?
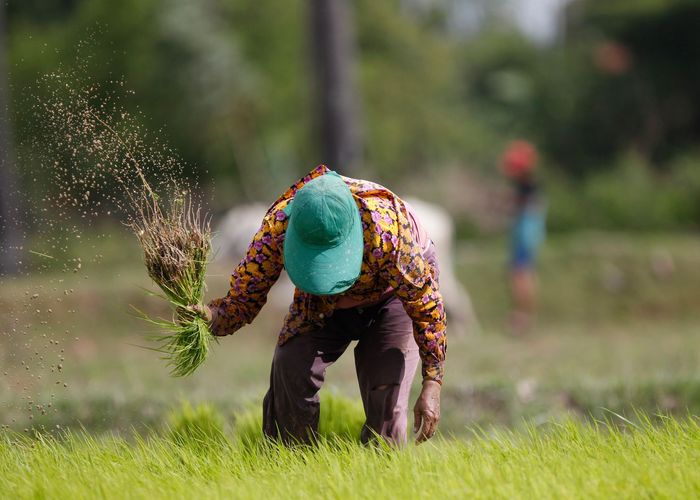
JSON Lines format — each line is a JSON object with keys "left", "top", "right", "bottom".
{"left": 283, "top": 171, "right": 363, "bottom": 295}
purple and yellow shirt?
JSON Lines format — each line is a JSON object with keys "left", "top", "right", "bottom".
{"left": 209, "top": 165, "right": 447, "bottom": 382}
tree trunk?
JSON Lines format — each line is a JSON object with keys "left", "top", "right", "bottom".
{"left": 309, "top": 0, "right": 362, "bottom": 175}
{"left": 0, "top": 4, "right": 21, "bottom": 275}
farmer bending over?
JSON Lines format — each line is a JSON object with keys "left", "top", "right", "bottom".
{"left": 190, "top": 165, "right": 446, "bottom": 445}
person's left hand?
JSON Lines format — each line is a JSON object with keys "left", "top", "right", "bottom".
{"left": 413, "top": 380, "right": 441, "bottom": 444}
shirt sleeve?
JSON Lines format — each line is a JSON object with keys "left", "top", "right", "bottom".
{"left": 379, "top": 204, "right": 447, "bottom": 383}
{"left": 207, "top": 209, "right": 286, "bottom": 336}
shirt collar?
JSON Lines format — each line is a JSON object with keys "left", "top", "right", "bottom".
{"left": 267, "top": 164, "right": 331, "bottom": 212}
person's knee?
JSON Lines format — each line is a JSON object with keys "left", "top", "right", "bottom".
{"left": 369, "top": 382, "right": 402, "bottom": 415}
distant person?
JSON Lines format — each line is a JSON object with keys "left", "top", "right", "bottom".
{"left": 501, "top": 141, "right": 546, "bottom": 336}
{"left": 186, "top": 165, "right": 446, "bottom": 445}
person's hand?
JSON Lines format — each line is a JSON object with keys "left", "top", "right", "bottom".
{"left": 413, "top": 380, "right": 441, "bottom": 444}
{"left": 176, "top": 304, "right": 214, "bottom": 326}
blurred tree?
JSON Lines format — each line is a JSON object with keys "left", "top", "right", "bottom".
{"left": 538, "top": 0, "right": 700, "bottom": 172}
{"left": 309, "top": 0, "right": 362, "bottom": 175}
{"left": 7, "top": 0, "right": 269, "bottom": 200}
{"left": 357, "top": 0, "right": 476, "bottom": 179}
{"left": 7, "top": 0, "right": 700, "bottom": 214}
{"left": 0, "top": 3, "right": 21, "bottom": 274}
{"left": 579, "top": 0, "right": 700, "bottom": 165}
{"left": 223, "top": 0, "right": 311, "bottom": 196}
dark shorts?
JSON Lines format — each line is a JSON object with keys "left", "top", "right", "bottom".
{"left": 511, "top": 209, "right": 545, "bottom": 269}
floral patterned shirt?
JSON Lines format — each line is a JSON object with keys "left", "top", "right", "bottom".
{"left": 209, "top": 165, "right": 447, "bottom": 382}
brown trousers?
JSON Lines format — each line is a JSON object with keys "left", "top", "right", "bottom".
{"left": 262, "top": 245, "right": 438, "bottom": 445}
{"left": 262, "top": 295, "right": 419, "bottom": 445}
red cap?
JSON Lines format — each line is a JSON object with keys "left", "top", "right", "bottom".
{"left": 501, "top": 140, "right": 538, "bottom": 178}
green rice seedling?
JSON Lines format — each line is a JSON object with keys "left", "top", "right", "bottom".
{"left": 131, "top": 193, "right": 214, "bottom": 377}
{"left": 166, "top": 401, "right": 227, "bottom": 449}
{"left": 2, "top": 414, "right": 700, "bottom": 498}
{"left": 233, "top": 391, "right": 366, "bottom": 447}
{"left": 317, "top": 390, "right": 366, "bottom": 441}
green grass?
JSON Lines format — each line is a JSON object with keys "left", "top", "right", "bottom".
{"left": 1, "top": 409, "right": 699, "bottom": 499}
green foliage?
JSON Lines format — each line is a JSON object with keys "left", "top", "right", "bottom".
{"left": 548, "top": 0, "right": 700, "bottom": 170}
{"left": 8, "top": 0, "right": 700, "bottom": 217}
{"left": 357, "top": 0, "right": 474, "bottom": 177}
{"left": 546, "top": 154, "right": 700, "bottom": 232}
{"left": 9, "top": 0, "right": 266, "bottom": 195}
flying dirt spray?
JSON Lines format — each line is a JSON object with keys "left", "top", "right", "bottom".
{"left": 32, "top": 68, "right": 215, "bottom": 377}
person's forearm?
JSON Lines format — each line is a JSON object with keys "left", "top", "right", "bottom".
{"left": 409, "top": 300, "right": 447, "bottom": 383}
{"left": 394, "top": 289, "right": 447, "bottom": 382}
{"left": 207, "top": 213, "right": 285, "bottom": 336}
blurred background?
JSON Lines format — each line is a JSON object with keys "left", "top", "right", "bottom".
{"left": 1, "top": 0, "right": 699, "bottom": 435}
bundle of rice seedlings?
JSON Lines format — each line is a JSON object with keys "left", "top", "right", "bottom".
{"left": 131, "top": 192, "right": 214, "bottom": 376}
{"left": 63, "top": 100, "right": 215, "bottom": 375}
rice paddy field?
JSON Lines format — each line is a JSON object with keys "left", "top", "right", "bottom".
{"left": 2, "top": 415, "right": 700, "bottom": 499}
{"left": 2, "top": 229, "right": 700, "bottom": 498}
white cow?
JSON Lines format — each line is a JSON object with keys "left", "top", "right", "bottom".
{"left": 405, "top": 198, "right": 476, "bottom": 336}
{"left": 212, "top": 199, "right": 477, "bottom": 336}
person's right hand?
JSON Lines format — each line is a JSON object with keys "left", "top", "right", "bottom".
{"left": 413, "top": 380, "right": 441, "bottom": 444}
{"left": 176, "top": 304, "right": 214, "bottom": 327}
